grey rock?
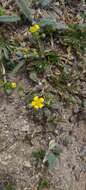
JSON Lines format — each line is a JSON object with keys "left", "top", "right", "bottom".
{"left": 0, "top": 185, "right": 4, "bottom": 190}
{"left": 80, "top": 146, "right": 86, "bottom": 158}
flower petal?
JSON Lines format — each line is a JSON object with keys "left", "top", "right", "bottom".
{"left": 29, "top": 24, "right": 40, "bottom": 33}
{"left": 39, "top": 103, "right": 44, "bottom": 108}
{"left": 39, "top": 97, "right": 44, "bottom": 103}
{"left": 33, "top": 96, "right": 39, "bottom": 101}
{"left": 34, "top": 105, "right": 39, "bottom": 109}
{"left": 31, "top": 101, "right": 36, "bottom": 106}
{"left": 10, "top": 82, "right": 16, "bottom": 89}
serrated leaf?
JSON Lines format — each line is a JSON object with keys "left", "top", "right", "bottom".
{"left": 0, "top": 15, "right": 20, "bottom": 23}
{"left": 16, "top": 0, "right": 32, "bottom": 22}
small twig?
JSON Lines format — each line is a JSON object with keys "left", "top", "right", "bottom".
{"left": 1, "top": 63, "right": 7, "bottom": 83}
{"left": 50, "top": 34, "right": 54, "bottom": 49}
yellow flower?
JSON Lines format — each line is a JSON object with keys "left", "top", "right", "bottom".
{"left": 22, "top": 48, "right": 29, "bottom": 53}
{"left": 10, "top": 82, "right": 16, "bottom": 89}
{"left": 29, "top": 24, "right": 40, "bottom": 33}
{"left": 31, "top": 96, "right": 44, "bottom": 109}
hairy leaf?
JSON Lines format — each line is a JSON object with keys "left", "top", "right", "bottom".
{"left": 16, "top": 0, "right": 32, "bottom": 22}
{"left": 43, "top": 140, "right": 62, "bottom": 168}
{"left": 39, "top": 0, "right": 52, "bottom": 7}
{"left": 29, "top": 72, "right": 39, "bottom": 83}
{"left": 39, "top": 18, "right": 68, "bottom": 30}
{"left": 0, "top": 15, "right": 20, "bottom": 23}
{"left": 12, "top": 61, "right": 25, "bottom": 74}
{"left": 46, "top": 152, "right": 57, "bottom": 169}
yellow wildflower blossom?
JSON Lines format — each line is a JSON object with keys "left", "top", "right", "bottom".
{"left": 31, "top": 96, "right": 44, "bottom": 109}
{"left": 29, "top": 24, "right": 40, "bottom": 33}
{"left": 10, "top": 82, "right": 16, "bottom": 89}
{"left": 22, "top": 48, "right": 29, "bottom": 53}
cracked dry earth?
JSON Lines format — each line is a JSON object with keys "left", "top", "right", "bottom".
{"left": 0, "top": 76, "right": 86, "bottom": 190}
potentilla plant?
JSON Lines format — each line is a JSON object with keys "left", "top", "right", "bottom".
{"left": 29, "top": 23, "right": 45, "bottom": 56}
{"left": 27, "top": 92, "right": 59, "bottom": 124}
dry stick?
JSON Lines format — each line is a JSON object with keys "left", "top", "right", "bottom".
{"left": 1, "top": 62, "right": 7, "bottom": 83}
{"left": 50, "top": 33, "right": 54, "bottom": 49}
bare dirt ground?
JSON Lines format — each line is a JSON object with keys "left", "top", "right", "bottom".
{"left": 0, "top": 74, "right": 86, "bottom": 190}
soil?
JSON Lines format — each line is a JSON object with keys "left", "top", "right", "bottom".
{"left": 0, "top": 73, "right": 86, "bottom": 190}
{"left": 0, "top": 0, "right": 86, "bottom": 190}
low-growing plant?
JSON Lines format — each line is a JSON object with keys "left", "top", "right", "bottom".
{"left": 32, "top": 148, "right": 45, "bottom": 162}
{"left": 43, "top": 140, "right": 62, "bottom": 169}
{"left": 16, "top": 0, "right": 33, "bottom": 23}
{"left": 5, "top": 184, "right": 15, "bottom": 190}
{"left": 0, "top": 15, "right": 20, "bottom": 23}
{"left": 38, "top": 178, "right": 49, "bottom": 190}
{"left": 62, "top": 24, "right": 86, "bottom": 54}
{"left": 0, "top": 6, "right": 5, "bottom": 16}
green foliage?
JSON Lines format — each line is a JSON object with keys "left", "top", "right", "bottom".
{"left": 0, "top": 6, "right": 5, "bottom": 16}
{"left": 39, "top": 0, "right": 52, "bottom": 7}
{"left": 0, "top": 15, "right": 20, "bottom": 23}
{"left": 35, "top": 60, "right": 48, "bottom": 74}
{"left": 32, "top": 148, "right": 45, "bottom": 162}
{"left": 63, "top": 24, "right": 86, "bottom": 52}
{"left": 43, "top": 140, "right": 62, "bottom": 169}
{"left": 29, "top": 71, "right": 39, "bottom": 83}
{"left": 0, "top": 6, "right": 19, "bottom": 23}
{"left": 4, "top": 82, "right": 12, "bottom": 95}
{"left": 12, "top": 61, "right": 25, "bottom": 74}
{"left": 39, "top": 18, "right": 68, "bottom": 30}
{"left": 38, "top": 179, "right": 49, "bottom": 190}
{"left": 0, "top": 39, "right": 16, "bottom": 71}
{"left": 27, "top": 51, "right": 60, "bottom": 75}
{"left": 58, "top": 67, "right": 71, "bottom": 85}
{"left": 16, "top": 0, "right": 32, "bottom": 22}
{"left": 5, "top": 184, "right": 15, "bottom": 190}
{"left": 46, "top": 51, "right": 59, "bottom": 65}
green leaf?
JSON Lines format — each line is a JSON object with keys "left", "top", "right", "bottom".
{"left": 29, "top": 72, "right": 39, "bottom": 83}
{"left": 0, "top": 15, "right": 20, "bottom": 23}
{"left": 32, "top": 149, "right": 45, "bottom": 161}
{"left": 5, "top": 184, "right": 15, "bottom": 190}
{"left": 49, "top": 103, "right": 60, "bottom": 110}
{"left": 38, "top": 179, "right": 49, "bottom": 190}
{"left": 47, "top": 152, "right": 57, "bottom": 169}
{"left": 39, "top": 18, "right": 68, "bottom": 30}
{"left": 4, "top": 86, "right": 12, "bottom": 96}
{"left": 43, "top": 140, "right": 62, "bottom": 169}
{"left": 0, "top": 6, "right": 5, "bottom": 16}
{"left": 3, "top": 47, "right": 9, "bottom": 60}
{"left": 16, "top": 0, "right": 32, "bottom": 22}
{"left": 39, "top": 0, "right": 52, "bottom": 7}
{"left": 12, "top": 61, "right": 25, "bottom": 74}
